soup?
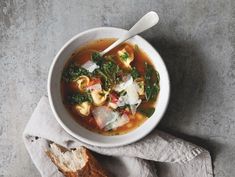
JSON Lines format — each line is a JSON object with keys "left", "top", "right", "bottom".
{"left": 61, "top": 39, "right": 160, "bottom": 135}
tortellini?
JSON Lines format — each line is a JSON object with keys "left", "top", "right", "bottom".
{"left": 90, "top": 90, "right": 109, "bottom": 106}
{"left": 75, "top": 75, "right": 90, "bottom": 92}
{"left": 117, "top": 45, "right": 134, "bottom": 68}
{"left": 73, "top": 101, "right": 91, "bottom": 116}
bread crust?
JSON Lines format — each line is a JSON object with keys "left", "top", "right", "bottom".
{"left": 46, "top": 144, "right": 109, "bottom": 177}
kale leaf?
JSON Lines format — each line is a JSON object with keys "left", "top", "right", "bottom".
{"left": 91, "top": 52, "right": 104, "bottom": 66}
{"left": 62, "top": 63, "right": 91, "bottom": 82}
{"left": 68, "top": 91, "right": 92, "bottom": 104}
{"left": 93, "top": 60, "right": 123, "bottom": 90}
{"left": 130, "top": 67, "right": 140, "bottom": 80}
{"left": 144, "top": 62, "right": 160, "bottom": 101}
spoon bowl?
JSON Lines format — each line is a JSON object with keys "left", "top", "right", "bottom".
{"left": 100, "top": 11, "right": 159, "bottom": 56}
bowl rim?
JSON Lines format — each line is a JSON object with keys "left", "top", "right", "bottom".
{"left": 48, "top": 27, "right": 170, "bottom": 147}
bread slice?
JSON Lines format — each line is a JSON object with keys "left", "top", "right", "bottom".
{"left": 46, "top": 143, "right": 109, "bottom": 177}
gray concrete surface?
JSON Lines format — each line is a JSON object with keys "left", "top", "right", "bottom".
{"left": 0, "top": 0, "right": 234, "bottom": 176}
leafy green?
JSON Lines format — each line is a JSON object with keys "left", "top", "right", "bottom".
{"left": 94, "top": 61, "right": 123, "bottom": 90}
{"left": 62, "top": 63, "right": 91, "bottom": 82}
{"left": 138, "top": 107, "right": 155, "bottom": 118}
{"left": 68, "top": 91, "right": 92, "bottom": 104}
{"left": 91, "top": 52, "right": 104, "bottom": 66}
{"left": 120, "top": 52, "right": 129, "bottom": 61}
{"left": 144, "top": 62, "right": 160, "bottom": 101}
{"left": 102, "top": 61, "right": 121, "bottom": 81}
{"left": 91, "top": 53, "right": 124, "bottom": 90}
{"left": 130, "top": 67, "right": 140, "bottom": 80}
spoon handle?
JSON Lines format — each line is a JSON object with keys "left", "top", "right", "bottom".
{"left": 100, "top": 11, "right": 159, "bottom": 56}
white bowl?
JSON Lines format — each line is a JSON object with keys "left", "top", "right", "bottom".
{"left": 48, "top": 27, "right": 170, "bottom": 147}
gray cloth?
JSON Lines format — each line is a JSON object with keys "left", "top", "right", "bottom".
{"left": 23, "top": 96, "right": 213, "bottom": 177}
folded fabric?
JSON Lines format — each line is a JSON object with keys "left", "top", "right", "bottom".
{"left": 23, "top": 96, "right": 213, "bottom": 177}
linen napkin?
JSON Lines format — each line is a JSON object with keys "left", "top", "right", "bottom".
{"left": 23, "top": 96, "right": 213, "bottom": 177}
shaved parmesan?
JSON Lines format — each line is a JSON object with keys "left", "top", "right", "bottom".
{"left": 82, "top": 60, "right": 99, "bottom": 72}
{"left": 92, "top": 106, "right": 118, "bottom": 129}
{"left": 114, "top": 75, "right": 141, "bottom": 114}
{"left": 116, "top": 94, "right": 128, "bottom": 107}
{"left": 130, "top": 99, "right": 142, "bottom": 115}
{"left": 104, "top": 114, "right": 129, "bottom": 131}
{"left": 114, "top": 75, "right": 133, "bottom": 92}
{"left": 92, "top": 106, "right": 130, "bottom": 131}
{"left": 125, "top": 82, "right": 139, "bottom": 105}
{"left": 134, "top": 78, "right": 145, "bottom": 96}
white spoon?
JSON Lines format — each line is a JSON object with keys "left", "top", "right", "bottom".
{"left": 99, "top": 11, "right": 159, "bottom": 56}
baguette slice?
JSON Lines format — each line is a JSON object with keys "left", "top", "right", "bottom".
{"left": 46, "top": 143, "right": 109, "bottom": 177}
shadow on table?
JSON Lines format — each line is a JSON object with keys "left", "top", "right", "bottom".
{"left": 146, "top": 35, "right": 222, "bottom": 161}
{"left": 147, "top": 35, "right": 206, "bottom": 128}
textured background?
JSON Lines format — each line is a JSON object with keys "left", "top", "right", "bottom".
{"left": 0, "top": 0, "right": 234, "bottom": 176}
